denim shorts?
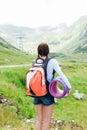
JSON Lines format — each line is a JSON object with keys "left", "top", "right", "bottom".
{"left": 33, "top": 93, "right": 55, "bottom": 106}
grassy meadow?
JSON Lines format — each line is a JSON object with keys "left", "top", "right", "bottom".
{"left": 0, "top": 45, "right": 35, "bottom": 65}
{"left": 0, "top": 60, "right": 87, "bottom": 130}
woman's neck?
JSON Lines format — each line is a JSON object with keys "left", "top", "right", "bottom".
{"left": 39, "top": 55, "right": 47, "bottom": 60}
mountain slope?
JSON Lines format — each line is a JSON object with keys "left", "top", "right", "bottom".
{"left": 0, "top": 37, "right": 34, "bottom": 65}
{"left": 0, "top": 16, "right": 87, "bottom": 56}
{"left": 57, "top": 16, "right": 87, "bottom": 55}
{"left": 0, "top": 36, "right": 15, "bottom": 49}
{"left": 0, "top": 24, "right": 67, "bottom": 52}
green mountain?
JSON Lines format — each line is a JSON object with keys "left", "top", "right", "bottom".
{"left": 0, "top": 24, "right": 67, "bottom": 53}
{"left": 57, "top": 16, "right": 87, "bottom": 55}
{"left": 0, "top": 36, "right": 14, "bottom": 49}
{"left": 0, "top": 15, "right": 87, "bottom": 57}
{"left": 0, "top": 37, "right": 34, "bottom": 65}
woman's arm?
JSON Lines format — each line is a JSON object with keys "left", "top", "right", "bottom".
{"left": 53, "top": 59, "right": 72, "bottom": 89}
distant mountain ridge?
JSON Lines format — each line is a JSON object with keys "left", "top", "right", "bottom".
{"left": 58, "top": 16, "right": 87, "bottom": 55}
{"left": 0, "top": 36, "right": 16, "bottom": 49}
{"left": 0, "top": 15, "right": 87, "bottom": 56}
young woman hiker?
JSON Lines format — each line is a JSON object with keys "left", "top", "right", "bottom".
{"left": 33, "top": 42, "right": 71, "bottom": 130}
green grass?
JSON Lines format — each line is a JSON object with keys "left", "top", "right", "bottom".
{"left": 0, "top": 67, "right": 35, "bottom": 118}
{"left": 0, "top": 45, "right": 35, "bottom": 65}
{"left": 53, "top": 62, "right": 87, "bottom": 129}
{"left": 0, "top": 62, "right": 87, "bottom": 129}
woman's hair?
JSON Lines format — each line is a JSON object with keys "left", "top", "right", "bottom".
{"left": 37, "top": 43, "right": 49, "bottom": 57}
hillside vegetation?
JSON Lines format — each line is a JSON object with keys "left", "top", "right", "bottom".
{"left": 0, "top": 41, "right": 35, "bottom": 65}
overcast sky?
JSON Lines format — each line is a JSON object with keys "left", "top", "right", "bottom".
{"left": 0, "top": 0, "right": 87, "bottom": 27}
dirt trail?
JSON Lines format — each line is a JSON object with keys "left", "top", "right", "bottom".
{"left": 0, "top": 64, "right": 30, "bottom": 68}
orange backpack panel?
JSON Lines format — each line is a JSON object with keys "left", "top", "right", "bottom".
{"left": 26, "top": 67, "right": 47, "bottom": 97}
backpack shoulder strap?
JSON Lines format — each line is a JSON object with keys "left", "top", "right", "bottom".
{"left": 42, "top": 57, "right": 51, "bottom": 70}
{"left": 42, "top": 57, "right": 51, "bottom": 79}
{"left": 32, "top": 57, "right": 51, "bottom": 71}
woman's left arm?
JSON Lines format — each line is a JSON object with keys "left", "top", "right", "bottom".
{"left": 53, "top": 59, "right": 72, "bottom": 90}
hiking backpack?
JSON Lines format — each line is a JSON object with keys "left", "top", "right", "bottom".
{"left": 26, "top": 58, "right": 50, "bottom": 97}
